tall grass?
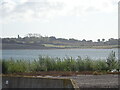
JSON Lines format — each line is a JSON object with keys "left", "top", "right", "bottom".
{"left": 2, "top": 51, "right": 119, "bottom": 74}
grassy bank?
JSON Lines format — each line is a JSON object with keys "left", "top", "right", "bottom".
{"left": 43, "top": 44, "right": 119, "bottom": 49}
{"left": 2, "top": 51, "right": 119, "bottom": 74}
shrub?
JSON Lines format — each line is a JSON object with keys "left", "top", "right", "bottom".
{"left": 106, "top": 51, "right": 117, "bottom": 70}
{"left": 2, "top": 51, "right": 118, "bottom": 73}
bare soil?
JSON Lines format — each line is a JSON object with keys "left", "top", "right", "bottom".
{"left": 4, "top": 71, "right": 120, "bottom": 76}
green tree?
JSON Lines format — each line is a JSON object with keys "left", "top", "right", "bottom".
{"left": 97, "top": 39, "right": 100, "bottom": 42}
{"left": 102, "top": 39, "right": 105, "bottom": 42}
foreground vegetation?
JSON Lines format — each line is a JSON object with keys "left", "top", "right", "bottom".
{"left": 2, "top": 51, "right": 119, "bottom": 74}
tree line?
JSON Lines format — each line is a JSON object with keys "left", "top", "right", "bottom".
{"left": 1, "top": 34, "right": 120, "bottom": 47}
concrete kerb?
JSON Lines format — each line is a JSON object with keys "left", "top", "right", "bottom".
{"left": 70, "top": 79, "right": 79, "bottom": 90}
{"left": 2, "top": 75, "right": 79, "bottom": 89}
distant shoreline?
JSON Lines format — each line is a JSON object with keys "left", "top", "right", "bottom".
{"left": 1, "top": 43, "right": 119, "bottom": 50}
{"left": 1, "top": 46, "right": 119, "bottom": 50}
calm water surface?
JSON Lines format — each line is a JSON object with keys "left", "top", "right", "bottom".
{"left": 1, "top": 48, "right": 118, "bottom": 60}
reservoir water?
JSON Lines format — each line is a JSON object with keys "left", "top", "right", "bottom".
{"left": 1, "top": 48, "right": 118, "bottom": 60}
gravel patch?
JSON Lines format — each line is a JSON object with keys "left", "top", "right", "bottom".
{"left": 60, "top": 74, "right": 119, "bottom": 88}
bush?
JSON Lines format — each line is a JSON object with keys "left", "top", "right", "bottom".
{"left": 106, "top": 51, "right": 117, "bottom": 70}
{"left": 2, "top": 51, "right": 118, "bottom": 73}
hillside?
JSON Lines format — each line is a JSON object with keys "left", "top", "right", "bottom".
{"left": 1, "top": 34, "right": 120, "bottom": 49}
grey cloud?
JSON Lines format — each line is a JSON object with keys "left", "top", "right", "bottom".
{"left": 0, "top": 0, "right": 64, "bottom": 22}
{"left": 86, "top": 7, "right": 100, "bottom": 12}
{"left": 0, "top": 0, "right": 118, "bottom": 23}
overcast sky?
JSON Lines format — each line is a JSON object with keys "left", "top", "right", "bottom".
{"left": 0, "top": 0, "right": 119, "bottom": 41}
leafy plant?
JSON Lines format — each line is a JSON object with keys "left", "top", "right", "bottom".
{"left": 106, "top": 51, "right": 117, "bottom": 70}
{"left": 2, "top": 52, "right": 118, "bottom": 73}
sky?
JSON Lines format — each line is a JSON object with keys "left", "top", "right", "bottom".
{"left": 0, "top": 0, "right": 119, "bottom": 41}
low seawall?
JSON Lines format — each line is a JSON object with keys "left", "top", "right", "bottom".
{"left": 2, "top": 76, "right": 79, "bottom": 89}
